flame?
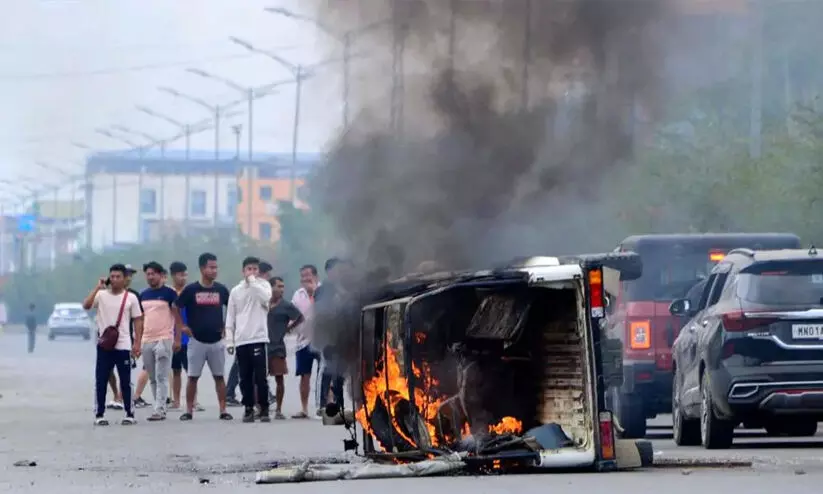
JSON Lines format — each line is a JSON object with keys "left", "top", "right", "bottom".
{"left": 355, "top": 331, "right": 445, "bottom": 450}
{"left": 489, "top": 416, "right": 523, "bottom": 435}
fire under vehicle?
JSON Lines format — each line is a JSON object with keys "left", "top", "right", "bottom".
{"left": 331, "top": 253, "right": 652, "bottom": 473}
{"left": 607, "top": 233, "right": 802, "bottom": 438}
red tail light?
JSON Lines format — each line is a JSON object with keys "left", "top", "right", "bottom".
{"left": 599, "top": 412, "right": 615, "bottom": 460}
{"left": 721, "top": 311, "right": 777, "bottom": 332}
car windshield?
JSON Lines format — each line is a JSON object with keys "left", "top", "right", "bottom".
{"left": 623, "top": 251, "right": 718, "bottom": 301}
{"left": 738, "top": 260, "right": 823, "bottom": 307}
{"left": 53, "top": 308, "right": 86, "bottom": 317}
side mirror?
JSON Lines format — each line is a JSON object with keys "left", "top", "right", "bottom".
{"left": 669, "top": 298, "right": 691, "bottom": 317}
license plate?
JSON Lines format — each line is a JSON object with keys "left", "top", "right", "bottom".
{"left": 791, "top": 324, "right": 823, "bottom": 339}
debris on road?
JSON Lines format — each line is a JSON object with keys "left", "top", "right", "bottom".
{"left": 256, "top": 454, "right": 466, "bottom": 484}
{"left": 13, "top": 460, "right": 37, "bottom": 467}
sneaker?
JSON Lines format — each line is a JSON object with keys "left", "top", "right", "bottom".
{"left": 180, "top": 413, "right": 193, "bottom": 421}
{"left": 242, "top": 408, "right": 255, "bottom": 423}
{"left": 94, "top": 417, "right": 109, "bottom": 426}
{"left": 195, "top": 403, "right": 206, "bottom": 412}
{"left": 316, "top": 407, "right": 324, "bottom": 417}
{"left": 134, "top": 397, "right": 151, "bottom": 409}
{"left": 146, "top": 412, "right": 166, "bottom": 422}
{"left": 121, "top": 415, "right": 136, "bottom": 425}
{"left": 226, "top": 397, "right": 242, "bottom": 407}
{"left": 107, "top": 401, "right": 124, "bottom": 410}
{"left": 260, "top": 410, "right": 271, "bottom": 423}
{"left": 274, "top": 412, "right": 286, "bottom": 420}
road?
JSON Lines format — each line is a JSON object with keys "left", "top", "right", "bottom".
{"left": 1, "top": 330, "right": 822, "bottom": 492}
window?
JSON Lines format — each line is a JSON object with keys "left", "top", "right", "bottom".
{"left": 226, "top": 184, "right": 238, "bottom": 217}
{"left": 738, "top": 260, "right": 823, "bottom": 308}
{"left": 190, "top": 189, "right": 207, "bottom": 217}
{"left": 259, "top": 222, "right": 272, "bottom": 241}
{"left": 259, "top": 185, "right": 273, "bottom": 201}
{"left": 140, "top": 189, "right": 156, "bottom": 214}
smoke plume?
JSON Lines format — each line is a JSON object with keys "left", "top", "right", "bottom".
{"left": 309, "top": 0, "right": 675, "bottom": 279}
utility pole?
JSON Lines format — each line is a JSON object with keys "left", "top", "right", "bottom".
{"left": 749, "top": 0, "right": 764, "bottom": 159}
{"left": 521, "top": 0, "right": 532, "bottom": 110}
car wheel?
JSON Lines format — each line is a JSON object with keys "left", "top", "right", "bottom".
{"left": 611, "top": 387, "right": 647, "bottom": 439}
{"left": 765, "top": 420, "right": 818, "bottom": 437}
{"left": 699, "top": 371, "right": 735, "bottom": 449}
{"left": 672, "top": 367, "right": 700, "bottom": 446}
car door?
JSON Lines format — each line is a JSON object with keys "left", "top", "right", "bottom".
{"left": 678, "top": 273, "right": 719, "bottom": 408}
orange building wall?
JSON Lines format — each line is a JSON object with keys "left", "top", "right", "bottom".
{"left": 235, "top": 177, "right": 306, "bottom": 242}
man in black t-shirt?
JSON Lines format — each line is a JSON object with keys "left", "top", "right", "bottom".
{"left": 173, "top": 253, "right": 233, "bottom": 421}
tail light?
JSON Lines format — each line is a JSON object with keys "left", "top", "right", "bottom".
{"left": 721, "top": 311, "right": 777, "bottom": 332}
{"left": 599, "top": 411, "right": 615, "bottom": 460}
{"left": 628, "top": 319, "right": 651, "bottom": 349}
{"left": 589, "top": 269, "right": 604, "bottom": 316}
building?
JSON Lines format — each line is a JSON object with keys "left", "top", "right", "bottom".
{"left": 235, "top": 169, "right": 311, "bottom": 242}
{"left": 85, "top": 149, "right": 318, "bottom": 251}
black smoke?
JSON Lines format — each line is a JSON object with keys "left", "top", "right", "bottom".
{"left": 306, "top": 0, "right": 676, "bottom": 352}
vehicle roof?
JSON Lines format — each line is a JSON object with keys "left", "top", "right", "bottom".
{"left": 727, "top": 248, "right": 823, "bottom": 263}
{"left": 620, "top": 233, "right": 800, "bottom": 251}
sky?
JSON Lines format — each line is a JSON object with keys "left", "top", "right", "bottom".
{"left": 0, "top": 0, "right": 344, "bottom": 200}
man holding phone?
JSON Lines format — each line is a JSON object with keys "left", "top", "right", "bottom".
{"left": 83, "top": 264, "right": 143, "bottom": 426}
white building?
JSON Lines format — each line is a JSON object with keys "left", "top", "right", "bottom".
{"left": 85, "top": 149, "right": 316, "bottom": 251}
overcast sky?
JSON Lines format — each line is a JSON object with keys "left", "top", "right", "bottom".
{"left": 0, "top": 0, "right": 341, "bottom": 194}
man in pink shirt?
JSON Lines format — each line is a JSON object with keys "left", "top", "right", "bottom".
{"left": 139, "top": 262, "right": 181, "bottom": 421}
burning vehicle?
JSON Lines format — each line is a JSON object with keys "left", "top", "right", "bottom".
{"left": 329, "top": 253, "right": 651, "bottom": 473}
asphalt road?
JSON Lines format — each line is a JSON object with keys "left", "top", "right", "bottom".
{"left": 2, "top": 330, "right": 823, "bottom": 492}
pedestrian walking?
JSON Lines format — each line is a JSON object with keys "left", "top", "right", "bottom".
{"left": 107, "top": 264, "right": 140, "bottom": 411}
{"left": 25, "top": 303, "right": 37, "bottom": 354}
{"left": 291, "top": 264, "right": 321, "bottom": 419}
{"left": 174, "top": 253, "right": 232, "bottom": 421}
{"left": 226, "top": 257, "right": 273, "bottom": 422}
{"left": 83, "top": 264, "right": 143, "bottom": 426}
{"left": 267, "top": 276, "right": 303, "bottom": 420}
{"left": 139, "top": 262, "right": 181, "bottom": 421}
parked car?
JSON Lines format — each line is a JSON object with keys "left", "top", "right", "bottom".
{"left": 47, "top": 303, "right": 92, "bottom": 340}
{"left": 606, "top": 233, "right": 801, "bottom": 438}
{"left": 670, "top": 246, "right": 823, "bottom": 449}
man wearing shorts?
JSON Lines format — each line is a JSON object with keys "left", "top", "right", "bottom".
{"left": 173, "top": 253, "right": 232, "bottom": 421}
{"left": 291, "top": 264, "right": 320, "bottom": 419}
{"left": 267, "top": 276, "right": 303, "bottom": 419}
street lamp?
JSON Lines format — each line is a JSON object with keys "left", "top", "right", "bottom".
{"left": 228, "top": 36, "right": 312, "bottom": 203}
{"left": 157, "top": 87, "right": 240, "bottom": 227}
{"left": 265, "top": 7, "right": 392, "bottom": 128}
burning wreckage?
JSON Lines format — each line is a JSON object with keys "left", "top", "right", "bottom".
{"left": 257, "top": 254, "right": 654, "bottom": 484}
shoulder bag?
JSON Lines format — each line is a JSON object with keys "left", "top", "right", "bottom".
{"left": 98, "top": 292, "right": 129, "bottom": 351}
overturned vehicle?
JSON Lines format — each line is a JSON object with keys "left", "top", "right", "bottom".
{"left": 336, "top": 253, "right": 652, "bottom": 473}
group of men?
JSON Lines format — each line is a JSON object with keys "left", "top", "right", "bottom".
{"left": 84, "top": 251, "right": 350, "bottom": 425}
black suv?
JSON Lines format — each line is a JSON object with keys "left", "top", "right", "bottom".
{"left": 669, "top": 247, "right": 823, "bottom": 449}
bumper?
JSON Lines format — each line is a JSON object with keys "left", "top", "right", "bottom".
{"left": 620, "top": 361, "right": 672, "bottom": 416}
{"left": 711, "top": 363, "right": 823, "bottom": 418}
{"left": 48, "top": 326, "right": 91, "bottom": 336}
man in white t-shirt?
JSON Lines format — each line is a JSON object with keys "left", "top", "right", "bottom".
{"left": 83, "top": 263, "right": 144, "bottom": 426}
{"left": 291, "top": 264, "right": 320, "bottom": 419}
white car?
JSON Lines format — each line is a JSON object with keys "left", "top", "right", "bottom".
{"left": 47, "top": 303, "right": 93, "bottom": 340}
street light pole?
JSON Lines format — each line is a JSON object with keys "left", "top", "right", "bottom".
{"left": 158, "top": 87, "right": 224, "bottom": 226}
{"left": 264, "top": 7, "right": 392, "bottom": 130}
{"left": 228, "top": 37, "right": 308, "bottom": 204}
